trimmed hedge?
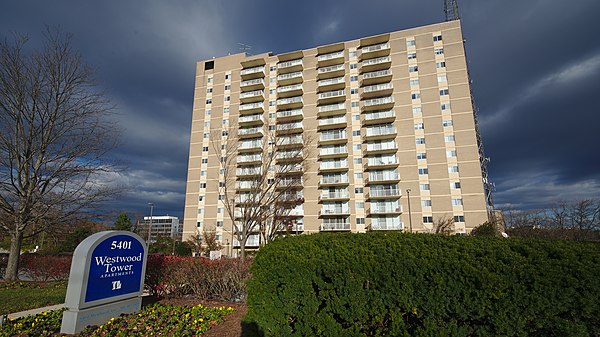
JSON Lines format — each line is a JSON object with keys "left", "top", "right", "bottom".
{"left": 246, "top": 233, "right": 600, "bottom": 336}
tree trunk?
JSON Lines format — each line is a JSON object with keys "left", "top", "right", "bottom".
{"left": 5, "top": 230, "right": 24, "bottom": 280}
{"left": 240, "top": 239, "right": 246, "bottom": 260}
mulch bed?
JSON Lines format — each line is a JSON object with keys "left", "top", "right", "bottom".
{"left": 157, "top": 298, "right": 249, "bottom": 337}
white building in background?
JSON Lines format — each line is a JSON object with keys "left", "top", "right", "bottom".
{"left": 138, "top": 215, "right": 183, "bottom": 242}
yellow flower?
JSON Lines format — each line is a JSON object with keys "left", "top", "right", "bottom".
{"left": 199, "top": 318, "right": 204, "bottom": 322}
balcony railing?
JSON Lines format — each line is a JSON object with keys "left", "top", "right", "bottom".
{"left": 319, "top": 146, "right": 347, "bottom": 156}
{"left": 319, "top": 190, "right": 350, "bottom": 200}
{"left": 239, "top": 90, "right": 264, "bottom": 99}
{"left": 318, "top": 64, "right": 345, "bottom": 74}
{"left": 320, "top": 175, "right": 349, "bottom": 184}
{"left": 277, "top": 71, "right": 303, "bottom": 81}
{"left": 320, "top": 159, "right": 348, "bottom": 170}
{"left": 318, "top": 51, "right": 344, "bottom": 62}
{"left": 238, "top": 127, "right": 263, "bottom": 136}
{"left": 362, "top": 56, "right": 391, "bottom": 66}
{"left": 276, "top": 122, "right": 303, "bottom": 131}
{"left": 321, "top": 222, "right": 351, "bottom": 231}
{"left": 278, "top": 135, "right": 303, "bottom": 146}
{"left": 236, "top": 167, "right": 262, "bottom": 176}
{"left": 318, "top": 116, "right": 346, "bottom": 127}
{"left": 240, "top": 66, "right": 265, "bottom": 76}
{"left": 367, "top": 157, "right": 398, "bottom": 167}
{"left": 318, "top": 76, "right": 345, "bottom": 87}
{"left": 363, "top": 83, "right": 393, "bottom": 93}
{"left": 319, "top": 208, "right": 350, "bottom": 216}
{"left": 368, "top": 206, "right": 402, "bottom": 214}
{"left": 237, "top": 154, "right": 262, "bottom": 163}
{"left": 368, "top": 189, "right": 401, "bottom": 198}
{"left": 362, "top": 69, "right": 392, "bottom": 80}
{"left": 318, "top": 103, "right": 345, "bottom": 113}
{"left": 320, "top": 130, "right": 346, "bottom": 141}
{"left": 276, "top": 149, "right": 303, "bottom": 160}
{"left": 368, "top": 172, "right": 400, "bottom": 182}
{"left": 365, "top": 125, "right": 396, "bottom": 137}
{"left": 363, "top": 96, "right": 394, "bottom": 107}
{"left": 366, "top": 141, "right": 397, "bottom": 152}
{"left": 277, "top": 96, "right": 303, "bottom": 106}
{"left": 277, "top": 84, "right": 303, "bottom": 93}
{"left": 362, "top": 43, "right": 390, "bottom": 53}
{"left": 364, "top": 110, "right": 394, "bottom": 121}
{"left": 277, "top": 59, "right": 303, "bottom": 69}
{"left": 238, "top": 114, "right": 264, "bottom": 123}
{"left": 370, "top": 221, "right": 403, "bottom": 230}
{"left": 240, "top": 78, "right": 265, "bottom": 89}
{"left": 239, "top": 102, "right": 264, "bottom": 111}
{"left": 238, "top": 141, "right": 262, "bottom": 150}
{"left": 277, "top": 109, "right": 303, "bottom": 119}
{"left": 318, "top": 89, "right": 345, "bottom": 100}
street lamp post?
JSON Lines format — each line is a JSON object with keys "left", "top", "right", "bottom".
{"left": 406, "top": 189, "right": 412, "bottom": 233}
{"left": 147, "top": 202, "right": 154, "bottom": 245}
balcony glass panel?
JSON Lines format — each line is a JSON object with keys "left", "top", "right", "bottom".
{"left": 238, "top": 127, "right": 263, "bottom": 136}
{"left": 319, "top": 145, "right": 347, "bottom": 156}
{"left": 239, "top": 102, "right": 264, "bottom": 110}
{"left": 363, "top": 83, "right": 393, "bottom": 93}
{"left": 366, "top": 140, "right": 397, "bottom": 151}
{"left": 320, "top": 159, "right": 348, "bottom": 170}
{"left": 240, "top": 78, "right": 264, "bottom": 87}
{"left": 277, "top": 59, "right": 302, "bottom": 68}
{"left": 320, "top": 173, "right": 348, "bottom": 184}
{"left": 318, "top": 115, "right": 346, "bottom": 126}
{"left": 320, "top": 129, "right": 346, "bottom": 141}
{"left": 277, "top": 96, "right": 303, "bottom": 105}
{"left": 364, "top": 110, "right": 394, "bottom": 121}
{"left": 362, "top": 56, "right": 391, "bottom": 66}
{"left": 365, "top": 124, "right": 396, "bottom": 137}
{"left": 367, "top": 155, "right": 398, "bottom": 166}
{"left": 240, "top": 66, "right": 265, "bottom": 75}
{"left": 318, "top": 64, "right": 344, "bottom": 73}
{"left": 239, "top": 90, "right": 264, "bottom": 99}
{"left": 363, "top": 69, "right": 392, "bottom": 80}
{"left": 368, "top": 169, "right": 399, "bottom": 182}
{"left": 277, "top": 109, "right": 303, "bottom": 118}
{"left": 239, "top": 114, "right": 263, "bottom": 123}
{"left": 278, "top": 135, "right": 303, "bottom": 146}
{"left": 276, "top": 122, "right": 303, "bottom": 131}
{"left": 318, "top": 76, "right": 345, "bottom": 86}
{"left": 363, "top": 96, "right": 394, "bottom": 107}
{"left": 371, "top": 216, "right": 402, "bottom": 230}
{"left": 318, "top": 51, "right": 344, "bottom": 61}
{"left": 277, "top": 71, "right": 303, "bottom": 81}
{"left": 319, "top": 89, "right": 345, "bottom": 99}
{"left": 362, "top": 43, "right": 390, "bottom": 53}
{"left": 277, "top": 84, "right": 303, "bottom": 93}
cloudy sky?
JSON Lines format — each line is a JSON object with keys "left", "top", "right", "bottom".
{"left": 1, "top": 0, "right": 599, "bottom": 219}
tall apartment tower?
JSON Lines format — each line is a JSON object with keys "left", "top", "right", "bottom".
{"left": 183, "top": 20, "right": 491, "bottom": 253}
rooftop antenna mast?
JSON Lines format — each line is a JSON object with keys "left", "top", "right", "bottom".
{"left": 443, "top": 0, "right": 495, "bottom": 215}
{"left": 444, "top": 0, "right": 460, "bottom": 21}
{"left": 238, "top": 43, "right": 252, "bottom": 56}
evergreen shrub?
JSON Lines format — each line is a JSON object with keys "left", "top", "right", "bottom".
{"left": 246, "top": 233, "right": 600, "bottom": 336}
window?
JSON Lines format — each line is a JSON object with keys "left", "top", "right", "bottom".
{"left": 451, "top": 181, "right": 461, "bottom": 189}
{"left": 412, "top": 106, "right": 422, "bottom": 114}
{"left": 406, "top": 39, "right": 416, "bottom": 47}
{"left": 203, "top": 133, "right": 209, "bottom": 139}
{"left": 354, "top": 172, "right": 363, "bottom": 179}
{"left": 219, "top": 181, "right": 225, "bottom": 187}
{"left": 353, "top": 158, "right": 362, "bottom": 165}
{"left": 449, "top": 166, "right": 459, "bottom": 173}
{"left": 269, "top": 89, "right": 275, "bottom": 94}
{"left": 269, "top": 112, "right": 276, "bottom": 119}
{"left": 355, "top": 187, "right": 363, "bottom": 194}
{"left": 221, "top": 144, "right": 226, "bottom": 150}
{"left": 414, "top": 123, "right": 424, "bottom": 130}
{"left": 269, "top": 101, "right": 275, "bottom": 107}
{"left": 420, "top": 183, "right": 430, "bottom": 191}
{"left": 350, "top": 63, "right": 357, "bottom": 69}
{"left": 353, "top": 114, "right": 360, "bottom": 121}
{"left": 447, "top": 150, "right": 457, "bottom": 157}
{"left": 224, "top": 85, "right": 231, "bottom": 91}
{"left": 443, "top": 119, "right": 453, "bottom": 127}
{"left": 204, "top": 121, "right": 210, "bottom": 128}
{"left": 440, "top": 89, "right": 449, "bottom": 96}
{"left": 207, "top": 88, "right": 213, "bottom": 93}
{"left": 202, "top": 158, "right": 208, "bottom": 164}
{"left": 356, "top": 202, "right": 364, "bottom": 209}
{"left": 217, "top": 207, "right": 224, "bottom": 213}
{"left": 421, "top": 199, "right": 432, "bottom": 207}
{"left": 434, "top": 48, "right": 444, "bottom": 55}
{"left": 356, "top": 217, "right": 365, "bottom": 224}
{"left": 202, "top": 146, "right": 209, "bottom": 152}
{"left": 224, "top": 107, "right": 230, "bottom": 113}
{"left": 454, "top": 215, "right": 465, "bottom": 222}
{"left": 408, "top": 66, "right": 418, "bottom": 73}
{"left": 200, "top": 183, "right": 207, "bottom": 188}
{"left": 207, "top": 77, "right": 213, "bottom": 83}
{"left": 433, "top": 34, "right": 442, "bottom": 42}
{"left": 410, "top": 79, "right": 420, "bottom": 86}
{"left": 222, "top": 119, "right": 228, "bottom": 125}
{"left": 351, "top": 102, "right": 359, "bottom": 108}
{"left": 445, "top": 135, "right": 455, "bottom": 142}
{"left": 436, "top": 61, "right": 446, "bottom": 68}
{"left": 418, "top": 168, "right": 429, "bottom": 175}
{"left": 198, "top": 208, "right": 204, "bottom": 214}
{"left": 350, "top": 75, "right": 358, "bottom": 82}
{"left": 218, "top": 194, "right": 224, "bottom": 200}
{"left": 411, "top": 92, "right": 421, "bottom": 100}
{"left": 269, "top": 66, "right": 276, "bottom": 71}
{"left": 423, "top": 216, "right": 433, "bottom": 223}
{"left": 417, "top": 152, "right": 427, "bottom": 160}
{"left": 222, "top": 130, "right": 229, "bottom": 136}
{"left": 198, "top": 196, "right": 204, "bottom": 201}
{"left": 217, "top": 221, "right": 224, "bottom": 227}
{"left": 268, "top": 125, "right": 276, "bottom": 130}
{"left": 407, "top": 52, "right": 417, "bottom": 60}
{"left": 351, "top": 88, "right": 359, "bottom": 94}
{"left": 270, "top": 77, "right": 276, "bottom": 83}
{"left": 349, "top": 51, "right": 357, "bottom": 57}
{"left": 437, "top": 75, "right": 447, "bottom": 83}
{"left": 452, "top": 198, "right": 463, "bottom": 206}
{"left": 353, "top": 144, "right": 361, "bottom": 151}
{"left": 200, "top": 171, "right": 207, "bottom": 177}
{"left": 225, "top": 74, "right": 230, "bottom": 80}
{"left": 197, "top": 221, "right": 203, "bottom": 227}
{"left": 206, "top": 109, "right": 211, "bottom": 115}
{"left": 205, "top": 99, "right": 212, "bottom": 104}
{"left": 416, "top": 138, "right": 426, "bottom": 145}
{"left": 352, "top": 130, "right": 360, "bottom": 136}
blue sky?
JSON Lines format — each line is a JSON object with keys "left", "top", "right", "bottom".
{"left": 1, "top": 0, "right": 599, "bottom": 220}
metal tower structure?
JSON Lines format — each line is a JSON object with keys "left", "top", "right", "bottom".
{"left": 444, "top": 0, "right": 495, "bottom": 215}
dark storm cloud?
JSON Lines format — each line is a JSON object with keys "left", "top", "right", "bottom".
{"left": 1, "top": 0, "right": 599, "bottom": 218}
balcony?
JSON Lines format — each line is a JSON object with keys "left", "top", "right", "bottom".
{"left": 277, "top": 135, "right": 304, "bottom": 149}
{"left": 318, "top": 190, "right": 350, "bottom": 202}
{"left": 239, "top": 102, "right": 264, "bottom": 114}
{"left": 317, "top": 50, "right": 345, "bottom": 67}
{"left": 277, "top": 96, "right": 303, "bottom": 109}
{"left": 361, "top": 82, "right": 393, "bottom": 99}
{"left": 237, "top": 153, "right": 262, "bottom": 166}
{"left": 365, "top": 171, "right": 400, "bottom": 185}
{"left": 318, "top": 89, "right": 346, "bottom": 105}
{"left": 276, "top": 84, "right": 303, "bottom": 98}
{"left": 238, "top": 126, "right": 264, "bottom": 139}
{"left": 317, "top": 63, "right": 345, "bottom": 80}
{"left": 277, "top": 177, "right": 303, "bottom": 189}
{"left": 319, "top": 159, "right": 348, "bottom": 172}
{"left": 236, "top": 180, "right": 258, "bottom": 190}
{"left": 366, "top": 188, "right": 401, "bottom": 200}
{"left": 366, "top": 205, "right": 402, "bottom": 216}
{"left": 240, "top": 78, "right": 265, "bottom": 91}
{"left": 277, "top": 58, "right": 303, "bottom": 74}
{"left": 238, "top": 140, "right": 263, "bottom": 152}
{"left": 318, "top": 102, "right": 346, "bottom": 117}
{"left": 319, "top": 175, "right": 349, "bottom": 187}
{"left": 319, "top": 208, "right": 351, "bottom": 217}
{"left": 364, "top": 141, "right": 398, "bottom": 155}
{"left": 319, "top": 145, "right": 348, "bottom": 159}
{"left": 317, "top": 76, "right": 346, "bottom": 92}
{"left": 276, "top": 121, "right": 303, "bottom": 135}
{"left": 360, "top": 56, "right": 391, "bottom": 73}
{"left": 238, "top": 114, "right": 264, "bottom": 126}
{"left": 362, "top": 96, "right": 394, "bottom": 111}
{"left": 321, "top": 222, "right": 351, "bottom": 231}
{"left": 275, "top": 193, "right": 304, "bottom": 205}
{"left": 319, "top": 129, "right": 347, "bottom": 145}
{"left": 240, "top": 66, "right": 265, "bottom": 80}
{"left": 360, "top": 42, "right": 390, "bottom": 59}
{"left": 317, "top": 115, "right": 347, "bottom": 130}
{"left": 236, "top": 167, "right": 262, "bottom": 178}
{"left": 362, "top": 109, "right": 395, "bottom": 125}
{"left": 277, "top": 71, "right": 303, "bottom": 86}
{"left": 276, "top": 149, "right": 303, "bottom": 162}
{"left": 365, "top": 156, "right": 399, "bottom": 170}
{"left": 364, "top": 125, "right": 397, "bottom": 140}
{"left": 239, "top": 90, "right": 264, "bottom": 103}
{"left": 276, "top": 109, "right": 303, "bottom": 122}
{"left": 370, "top": 221, "right": 403, "bottom": 231}
{"left": 361, "top": 69, "right": 393, "bottom": 86}
{"left": 276, "top": 163, "right": 303, "bottom": 175}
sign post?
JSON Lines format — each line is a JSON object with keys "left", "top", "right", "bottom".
{"left": 60, "top": 231, "right": 147, "bottom": 334}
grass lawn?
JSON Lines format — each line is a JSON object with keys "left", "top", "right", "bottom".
{"left": 0, "top": 281, "right": 66, "bottom": 315}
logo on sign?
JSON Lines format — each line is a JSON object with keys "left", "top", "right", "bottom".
{"left": 112, "top": 280, "right": 122, "bottom": 290}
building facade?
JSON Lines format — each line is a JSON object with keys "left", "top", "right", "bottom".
{"left": 183, "top": 20, "right": 492, "bottom": 253}
{"left": 138, "top": 215, "right": 183, "bottom": 243}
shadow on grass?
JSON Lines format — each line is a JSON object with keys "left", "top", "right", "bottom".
{"left": 241, "top": 318, "right": 263, "bottom": 337}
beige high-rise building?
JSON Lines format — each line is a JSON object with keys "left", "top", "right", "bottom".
{"left": 183, "top": 20, "right": 493, "bottom": 254}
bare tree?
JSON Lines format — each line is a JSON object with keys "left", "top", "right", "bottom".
{"left": 212, "top": 125, "right": 311, "bottom": 259}
{"left": 201, "top": 229, "right": 223, "bottom": 257}
{"left": 0, "top": 29, "right": 119, "bottom": 280}
{"left": 431, "top": 215, "right": 455, "bottom": 235}
{"left": 569, "top": 199, "right": 600, "bottom": 231}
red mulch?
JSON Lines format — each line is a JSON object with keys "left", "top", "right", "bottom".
{"left": 158, "top": 298, "right": 249, "bottom": 337}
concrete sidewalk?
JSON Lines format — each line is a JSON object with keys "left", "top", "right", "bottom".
{"left": 6, "top": 303, "right": 64, "bottom": 320}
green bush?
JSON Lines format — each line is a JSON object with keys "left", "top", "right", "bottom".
{"left": 246, "top": 233, "right": 600, "bottom": 336}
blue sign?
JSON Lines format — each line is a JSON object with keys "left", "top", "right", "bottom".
{"left": 85, "top": 235, "right": 145, "bottom": 302}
